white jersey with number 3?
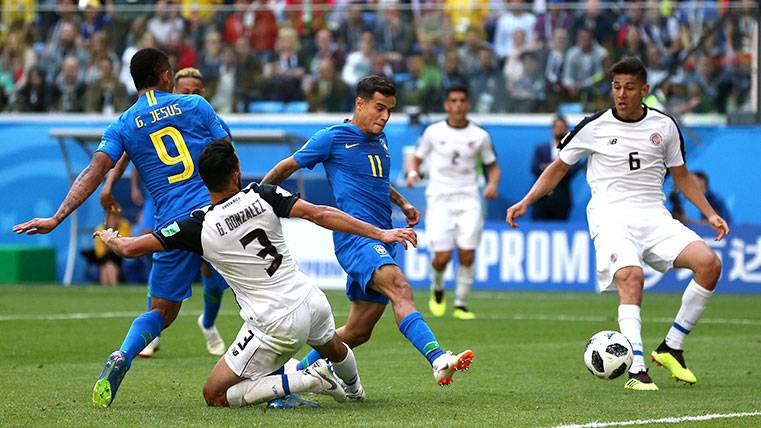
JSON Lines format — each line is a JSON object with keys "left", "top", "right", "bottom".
{"left": 415, "top": 120, "right": 497, "bottom": 198}
{"left": 558, "top": 106, "right": 685, "bottom": 237}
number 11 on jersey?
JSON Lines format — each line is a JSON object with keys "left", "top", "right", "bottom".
{"left": 367, "top": 154, "right": 383, "bottom": 177}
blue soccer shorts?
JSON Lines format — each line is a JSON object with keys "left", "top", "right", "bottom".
{"left": 148, "top": 249, "right": 228, "bottom": 302}
{"left": 335, "top": 236, "right": 398, "bottom": 305}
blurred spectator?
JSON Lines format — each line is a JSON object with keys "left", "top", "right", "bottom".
{"left": 342, "top": 31, "right": 374, "bottom": 87}
{"left": 678, "top": 0, "right": 720, "bottom": 48}
{"left": 146, "top": 0, "right": 184, "bottom": 45}
{"left": 508, "top": 52, "right": 546, "bottom": 112}
{"left": 303, "top": 58, "right": 352, "bottom": 112}
{"left": 399, "top": 54, "right": 443, "bottom": 112}
{"left": 415, "top": 2, "right": 453, "bottom": 52}
{"left": 493, "top": 0, "right": 536, "bottom": 60}
{"left": 572, "top": 0, "right": 616, "bottom": 48}
{"left": 51, "top": 56, "right": 86, "bottom": 112}
{"left": 261, "top": 27, "right": 305, "bottom": 102}
{"left": 562, "top": 28, "right": 607, "bottom": 101}
{"left": 640, "top": 4, "right": 683, "bottom": 63}
{"left": 90, "top": 212, "right": 131, "bottom": 286}
{"left": 11, "top": 66, "right": 49, "bottom": 112}
{"left": 39, "top": 21, "right": 89, "bottom": 86}
{"left": 336, "top": 2, "right": 372, "bottom": 54}
{"left": 165, "top": 29, "right": 198, "bottom": 71}
{"left": 198, "top": 31, "right": 223, "bottom": 85}
{"left": 79, "top": 0, "right": 114, "bottom": 42}
{"left": 210, "top": 46, "right": 237, "bottom": 114}
{"left": 307, "top": 29, "right": 346, "bottom": 76}
{"left": 283, "top": 0, "right": 331, "bottom": 37}
{"left": 470, "top": 46, "right": 506, "bottom": 112}
{"left": 445, "top": 0, "right": 489, "bottom": 41}
{"left": 545, "top": 27, "right": 569, "bottom": 105}
{"left": 534, "top": 0, "right": 574, "bottom": 47}
{"left": 458, "top": 26, "right": 488, "bottom": 80}
{"left": 84, "top": 31, "right": 120, "bottom": 84}
{"left": 180, "top": 0, "right": 220, "bottom": 27}
{"left": 233, "top": 36, "right": 263, "bottom": 109}
{"left": 84, "top": 57, "right": 128, "bottom": 113}
{"left": 224, "top": 0, "right": 278, "bottom": 62}
{"left": 615, "top": 26, "right": 647, "bottom": 62}
{"left": 530, "top": 116, "right": 582, "bottom": 220}
{"left": 0, "top": 28, "right": 36, "bottom": 89}
{"left": 441, "top": 49, "right": 468, "bottom": 89}
{"left": 374, "top": 5, "right": 413, "bottom": 71}
{"left": 692, "top": 171, "right": 732, "bottom": 225}
{"left": 670, "top": 54, "right": 717, "bottom": 114}
{"left": 503, "top": 29, "right": 528, "bottom": 92}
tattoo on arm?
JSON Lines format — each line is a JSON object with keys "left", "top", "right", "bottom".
{"left": 389, "top": 185, "right": 409, "bottom": 208}
{"left": 55, "top": 156, "right": 111, "bottom": 222}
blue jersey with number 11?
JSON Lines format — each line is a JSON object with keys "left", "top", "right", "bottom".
{"left": 97, "top": 89, "right": 229, "bottom": 228}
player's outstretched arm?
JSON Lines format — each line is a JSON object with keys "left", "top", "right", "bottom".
{"left": 506, "top": 158, "right": 571, "bottom": 228}
{"left": 93, "top": 228, "right": 165, "bottom": 258}
{"left": 13, "top": 152, "right": 114, "bottom": 235}
{"left": 670, "top": 165, "right": 729, "bottom": 241}
{"left": 390, "top": 185, "right": 420, "bottom": 227}
{"left": 261, "top": 156, "right": 301, "bottom": 186}
{"left": 290, "top": 199, "right": 417, "bottom": 249}
{"left": 100, "top": 153, "right": 130, "bottom": 215}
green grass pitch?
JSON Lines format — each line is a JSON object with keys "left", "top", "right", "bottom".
{"left": 1, "top": 285, "right": 760, "bottom": 427}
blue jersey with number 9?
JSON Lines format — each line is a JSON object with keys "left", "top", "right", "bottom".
{"left": 97, "top": 89, "right": 229, "bottom": 229}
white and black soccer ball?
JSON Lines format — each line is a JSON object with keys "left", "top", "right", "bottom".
{"left": 583, "top": 331, "right": 633, "bottom": 380}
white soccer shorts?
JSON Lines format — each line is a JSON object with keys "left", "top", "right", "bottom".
{"left": 593, "top": 212, "right": 702, "bottom": 292}
{"left": 224, "top": 286, "right": 336, "bottom": 379}
{"left": 425, "top": 194, "right": 484, "bottom": 253}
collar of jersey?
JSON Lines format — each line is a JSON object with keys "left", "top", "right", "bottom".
{"left": 611, "top": 105, "right": 648, "bottom": 123}
{"left": 343, "top": 120, "right": 381, "bottom": 141}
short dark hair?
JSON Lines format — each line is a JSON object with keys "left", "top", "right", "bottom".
{"left": 130, "top": 48, "right": 171, "bottom": 90}
{"left": 609, "top": 56, "right": 648, "bottom": 84}
{"left": 552, "top": 115, "right": 567, "bottom": 126}
{"left": 446, "top": 84, "right": 469, "bottom": 99}
{"left": 356, "top": 75, "right": 396, "bottom": 99}
{"left": 199, "top": 140, "right": 237, "bottom": 193}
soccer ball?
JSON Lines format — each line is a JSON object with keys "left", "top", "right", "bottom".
{"left": 583, "top": 331, "right": 633, "bottom": 380}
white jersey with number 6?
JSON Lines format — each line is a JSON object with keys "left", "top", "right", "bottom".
{"left": 558, "top": 106, "right": 685, "bottom": 238}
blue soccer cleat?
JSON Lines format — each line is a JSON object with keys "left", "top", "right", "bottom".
{"left": 267, "top": 394, "right": 320, "bottom": 409}
{"left": 92, "top": 351, "right": 130, "bottom": 408}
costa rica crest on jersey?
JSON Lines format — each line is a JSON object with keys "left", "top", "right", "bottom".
{"left": 650, "top": 132, "right": 663, "bottom": 146}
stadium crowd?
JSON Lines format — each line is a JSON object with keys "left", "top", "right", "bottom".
{"left": 0, "top": 0, "right": 755, "bottom": 115}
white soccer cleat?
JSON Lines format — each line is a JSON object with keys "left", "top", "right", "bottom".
{"left": 197, "top": 314, "right": 225, "bottom": 356}
{"left": 138, "top": 337, "right": 160, "bottom": 358}
{"left": 304, "top": 359, "right": 346, "bottom": 403}
{"left": 432, "top": 350, "right": 474, "bottom": 386}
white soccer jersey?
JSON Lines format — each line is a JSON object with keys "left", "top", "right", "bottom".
{"left": 415, "top": 120, "right": 497, "bottom": 197}
{"left": 558, "top": 106, "right": 685, "bottom": 237}
{"left": 153, "top": 183, "right": 311, "bottom": 326}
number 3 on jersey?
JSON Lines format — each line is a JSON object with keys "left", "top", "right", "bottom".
{"left": 150, "top": 126, "right": 194, "bottom": 183}
{"left": 367, "top": 154, "right": 383, "bottom": 177}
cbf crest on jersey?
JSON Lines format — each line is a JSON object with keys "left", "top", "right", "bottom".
{"left": 374, "top": 244, "right": 389, "bottom": 257}
{"left": 380, "top": 137, "right": 390, "bottom": 157}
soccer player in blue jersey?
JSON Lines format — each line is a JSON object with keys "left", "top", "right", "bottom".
{"left": 14, "top": 48, "right": 232, "bottom": 407}
{"left": 100, "top": 67, "right": 230, "bottom": 358}
{"left": 261, "top": 75, "right": 474, "bottom": 386}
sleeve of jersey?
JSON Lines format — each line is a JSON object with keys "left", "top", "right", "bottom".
{"left": 198, "top": 98, "right": 230, "bottom": 141}
{"left": 256, "top": 183, "right": 301, "bottom": 218}
{"left": 293, "top": 128, "right": 332, "bottom": 169}
{"left": 219, "top": 116, "right": 233, "bottom": 139}
{"left": 151, "top": 217, "right": 203, "bottom": 254}
{"left": 480, "top": 134, "right": 498, "bottom": 165}
{"left": 414, "top": 127, "right": 433, "bottom": 159}
{"left": 664, "top": 121, "right": 686, "bottom": 168}
{"left": 558, "top": 123, "right": 594, "bottom": 165}
{"left": 96, "top": 122, "right": 125, "bottom": 165}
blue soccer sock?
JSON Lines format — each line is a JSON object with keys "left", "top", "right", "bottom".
{"left": 201, "top": 277, "right": 225, "bottom": 329}
{"left": 296, "top": 350, "right": 322, "bottom": 371}
{"left": 119, "top": 311, "right": 164, "bottom": 365}
{"left": 399, "top": 311, "right": 444, "bottom": 365}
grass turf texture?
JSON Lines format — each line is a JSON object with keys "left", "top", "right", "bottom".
{"left": 1, "top": 285, "right": 760, "bottom": 427}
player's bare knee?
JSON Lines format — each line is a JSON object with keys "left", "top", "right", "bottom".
{"left": 432, "top": 252, "right": 451, "bottom": 270}
{"left": 696, "top": 253, "right": 722, "bottom": 289}
{"left": 615, "top": 268, "right": 644, "bottom": 303}
{"left": 458, "top": 251, "right": 475, "bottom": 267}
{"left": 339, "top": 327, "right": 372, "bottom": 347}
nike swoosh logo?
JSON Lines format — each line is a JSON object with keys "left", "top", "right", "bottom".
{"left": 316, "top": 370, "right": 339, "bottom": 391}
{"left": 345, "top": 143, "right": 360, "bottom": 149}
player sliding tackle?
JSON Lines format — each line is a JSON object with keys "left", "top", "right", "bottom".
{"left": 506, "top": 57, "right": 729, "bottom": 391}
{"left": 94, "top": 140, "right": 418, "bottom": 406}
{"left": 262, "top": 75, "right": 473, "bottom": 386}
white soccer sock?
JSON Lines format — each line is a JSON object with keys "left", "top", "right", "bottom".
{"left": 225, "top": 371, "right": 318, "bottom": 407}
{"left": 454, "top": 265, "right": 474, "bottom": 308}
{"left": 331, "top": 343, "right": 361, "bottom": 391}
{"left": 431, "top": 267, "right": 445, "bottom": 292}
{"left": 665, "top": 279, "right": 714, "bottom": 350}
{"left": 618, "top": 304, "right": 645, "bottom": 373}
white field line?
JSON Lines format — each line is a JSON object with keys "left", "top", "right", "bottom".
{"left": 1, "top": 310, "right": 760, "bottom": 326}
{"left": 552, "top": 411, "right": 761, "bottom": 428}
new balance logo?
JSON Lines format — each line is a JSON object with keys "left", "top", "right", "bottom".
{"left": 345, "top": 143, "right": 360, "bottom": 149}
{"left": 608, "top": 138, "right": 618, "bottom": 145}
